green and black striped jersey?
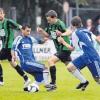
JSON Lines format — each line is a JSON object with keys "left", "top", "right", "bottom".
{"left": 0, "top": 18, "right": 20, "bottom": 48}
{"left": 45, "top": 19, "right": 70, "bottom": 52}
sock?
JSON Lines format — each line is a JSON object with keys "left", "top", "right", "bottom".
{"left": 43, "top": 69, "right": 49, "bottom": 85}
{"left": 72, "top": 69, "right": 87, "bottom": 83}
{"left": 50, "top": 66, "right": 56, "bottom": 84}
{"left": 14, "top": 65, "right": 28, "bottom": 81}
{"left": 0, "top": 64, "right": 3, "bottom": 82}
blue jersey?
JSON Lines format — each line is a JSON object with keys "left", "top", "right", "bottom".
{"left": 73, "top": 28, "right": 100, "bottom": 61}
{"left": 12, "top": 35, "right": 37, "bottom": 63}
{"left": 72, "top": 28, "right": 100, "bottom": 78}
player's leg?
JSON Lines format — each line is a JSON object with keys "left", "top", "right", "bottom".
{"left": 0, "top": 49, "right": 7, "bottom": 85}
{"left": 0, "top": 61, "right": 4, "bottom": 85}
{"left": 23, "top": 62, "right": 49, "bottom": 92}
{"left": 24, "top": 72, "right": 43, "bottom": 92}
{"left": 87, "top": 60, "right": 100, "bottom": 84}
{"left": 47, "top": 54, "right": 59, "bottom": 90}
{"left": 43, "top": 67, "right": 49, "bottom": 85}
{"left": 10, "top": 61, "right": 31, "bottom": 87}
{"left": 28, "top": 61, "right": 49, "bottom": 86}
{"left": 60, "top": 50, "right": 71, "bottom": 65}
{"left": 46, "top": 51, "right": 71, "bottom": 91}
{"left": 7, "top": 49, "right": 30, "bottom": 87}
{"left": 67, "top": 55, "right": 89, "bottom": 91}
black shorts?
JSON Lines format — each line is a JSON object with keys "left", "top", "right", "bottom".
{"left": 54, "top": 50, "right": 71, "bottom": 63}
{"left": 0, "top": 48, "right": 12, "bottom": 61}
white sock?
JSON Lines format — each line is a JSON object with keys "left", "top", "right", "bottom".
{"left": 72, "top": 69, "right": 87, "bottom": 83}
{"left": 43, "top": 69, "right": 49, "bottom": 85}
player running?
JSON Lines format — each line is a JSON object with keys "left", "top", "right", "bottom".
{"left": 37, "top": 10, "right": 73, "bottom": 91}
{"left": 58, "top": 16, "right": 100, "bottom": 91}
{"left": 0, "top": 8, "right": 29, "bottom": 86}
{"left": 11, "top": 25, "right": 49, "bottom": 92}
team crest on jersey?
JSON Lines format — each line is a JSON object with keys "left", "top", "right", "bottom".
{"left": 22, "top": 44, "right": 31, "bottom": 49}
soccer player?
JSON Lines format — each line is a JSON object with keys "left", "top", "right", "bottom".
{"left": 37, "top": 10, "right": 74, "bottom": 91}
{"left": 0, "top": 8, "right": 29, "bottom": 86}
{"left": 58, "top": 16, "right": 100, "bottom": 91}
{"left": 11, "top": 25, "right": 49, "bottom": 92}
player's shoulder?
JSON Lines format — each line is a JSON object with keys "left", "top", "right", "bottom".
{"left": 57, "top": 19, "right": 65, "bottom": 25}
{"left": 76, "top": 28, "right": 86, "bottom": 35}
{"left": 15, "top": 35, "right": 23, "bottom": 41}
{"left": 28, "top": 35, "right": 38, "bottom": 43}
{"left": 6, "top": 18, "right": 14, "bottom": 23}
{"left": 13, "top": 35, "right": 23, "bottom": 44}
{"left": 77, "top": 28, "right": 90, "bottom": 33}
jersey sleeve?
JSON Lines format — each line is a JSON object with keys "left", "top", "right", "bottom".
{"left": 7, "top": 19, "right": 22, "bottom": 30}
{"left": 30, "top": 37, "right": 38, "bottom": 44}
{"left": 58, "top": 21, "right": 66, "bottom": 33}
{"left": 45, "top": 27, "right": 50, "bottom": 35}
{"left": 12, "top": 36, "right": 22, "bottom": 51}
{"left": 76, "top": 30, "right": 93, "bottom": 48}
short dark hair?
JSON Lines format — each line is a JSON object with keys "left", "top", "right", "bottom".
{"left": 71, "top": 16, "right": 82, "bottom": 28}
{"left": 45, "top": 10, "right": 57, "bottom": 18}
{"left": 0, "top": 8, "right": 5, "bottom": 13}
{"left": 22, "top": 24, "right": 31, "bottom": 30}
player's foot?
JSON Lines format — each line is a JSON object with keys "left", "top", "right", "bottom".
{"left": 24, "top": 84, "right": 39, "bottom": 93}
{"left": 76, "top": 81, "right": 89, "bottom": 91}
{"left": 24, "top": 78, "right": 31, "bottom": 88}
{"left": 24, "top": 86, "right": 39, "bottom": 92}
{"left": 45, "top": 83, "right": 57, "bottom": 91}
{"left": 0, "top": 81, "right": 4, "bottom": 86}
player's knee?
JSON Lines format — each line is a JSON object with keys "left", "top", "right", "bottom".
{"left": 67, "top": 66, "right": 73, "bottom": 72}
{"left": 48, "top": 59, "right": 54, "bottom": 65}
{"left": 67, "top": 63, "right": 75, "bottom": 72}
{"left": 10, "top": 61, "right": 17, "bottom": 68}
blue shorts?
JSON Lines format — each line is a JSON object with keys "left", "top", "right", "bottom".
{"left": 21, "top": 61, "right": 45, "bottom": 82}
{"left": 72, "top": 55, "right": 100, "bottom": 78}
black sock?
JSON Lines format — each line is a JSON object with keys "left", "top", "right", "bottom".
{"left": 50, "top": 66, "right": 56, "bottom": 84}
{"left": 15, "top": 65, "right": 28, "bottom": 81}
{"left": 0, "top": 64, "right": 3, "bottom": 82}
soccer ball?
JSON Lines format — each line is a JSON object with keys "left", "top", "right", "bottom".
{"left": 24, "top": 83, "right": 39, "bottom": 92}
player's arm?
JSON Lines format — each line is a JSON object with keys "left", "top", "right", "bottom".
{"left": 92, "top": 34, "right": 100, "bottom": 43}
{"left": 56, "top": 22, "right": 72, "bottom": 36}
{"left": 96, "top": 36, "right": 100, "bottom": 43}
{"left": 37, "top": 27, "right": 49, "bottom": 37}
{"left": 56, "top": 28, "right": 72, "bottom": 36}
{"left": 31, "top": 37, "right": 38, "bottom": 44}
{"left": 11, "top": 36, "right": 22, "bottom": 62}
{"left": 57, "top": 36, "right": 74, "bottom": 51}
{"left": 61, "top": 28, "right": 73, "bottom": 36}
{"left": 7, "top": 19, "right": 22, "bottom": 30}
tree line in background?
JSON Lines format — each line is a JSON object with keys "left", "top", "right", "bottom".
{"left": 0, "top": 0, "right": 100, "bottom": 30}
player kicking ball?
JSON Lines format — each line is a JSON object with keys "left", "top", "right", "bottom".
{"left": 58, "top": 16, "right": 100, "bottom": 91}
{"left": 11, "top": 25, "right": 49, "bottom": 92}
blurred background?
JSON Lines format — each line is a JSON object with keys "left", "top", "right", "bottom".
{"left": 0, "top": 0, "right": 100, "bottom": 29}
{"left": 0, "top": 0, "right": 100, "bottom": 56}
{"left": 0, "top": 0, "right": 100, "bottom": 60}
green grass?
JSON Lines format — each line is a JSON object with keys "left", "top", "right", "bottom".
{"left": 0, "top": 61, "right": 100, "bottom": 100}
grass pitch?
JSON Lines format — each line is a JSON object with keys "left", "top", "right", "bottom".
{"left": 0, "top": 60, "right": 100, "bottom": 100}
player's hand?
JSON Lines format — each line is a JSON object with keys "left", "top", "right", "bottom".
{"left": 57, "top": 36, "right": 64, "bottom": 44}
{"left": 0, "top": 40, "right": 2, "bottom": 51}
{"left": 12, "top": 55, "right": 17, "bottom": 62}
{"left": 56, "top": 30, "right": 62, "bottom": 36}
{"left": 58, "top": 37, "right": 75, "bottom": 51}
{"left": 96, "top": 35, "right": 100, "bottom": 43}
{"left": 37, "top": 27, "right": 44, "bottom": 33}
